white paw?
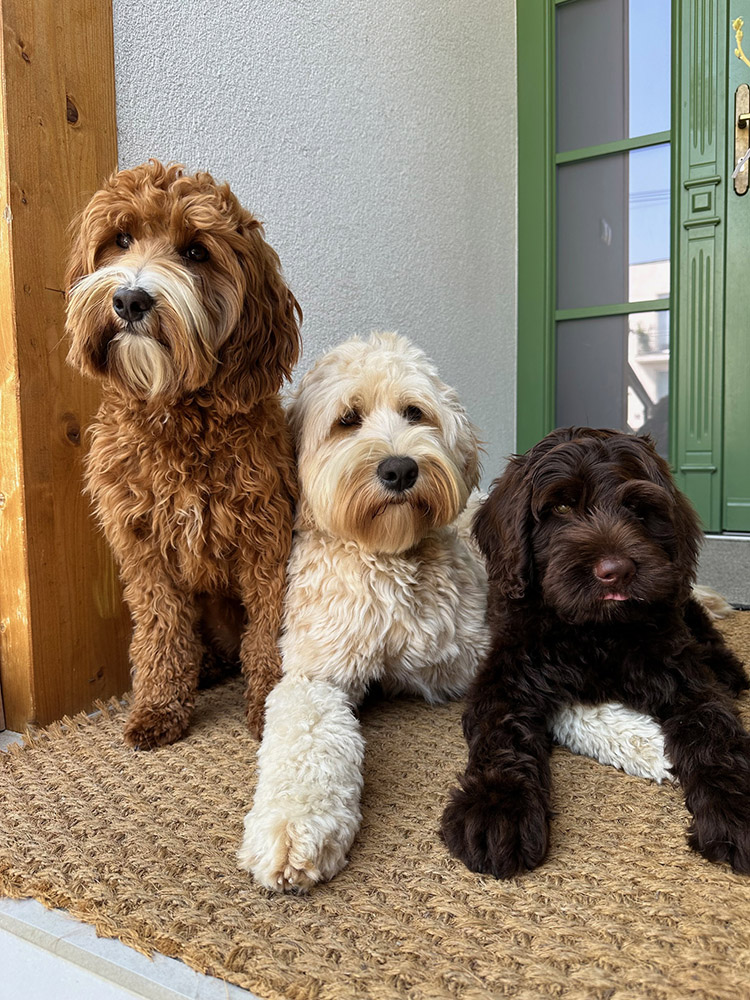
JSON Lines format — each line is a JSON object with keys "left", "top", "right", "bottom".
{"left": 552, "top": 702, "right": 673, "bottom": 783}
{"left": 238, "top": 808, "right": 352, "bottom": 893}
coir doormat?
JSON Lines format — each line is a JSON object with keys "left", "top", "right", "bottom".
{"left": 1, "top": 616, "right": 750, "bottom": 1000}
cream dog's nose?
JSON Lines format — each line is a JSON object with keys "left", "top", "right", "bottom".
{"left": 377, "top": 456, "right": 418, "bottom": 493}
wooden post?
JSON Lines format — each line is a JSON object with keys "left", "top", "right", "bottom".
{"left": 0, "top": 0, "right": 130, "bottom": 730}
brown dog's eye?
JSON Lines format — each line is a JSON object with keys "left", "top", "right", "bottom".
{"left": 403, "top": 405, "right": 424, "bottom": 423}
{"left": 553, "top": 503, "right": 573, "bottom": 515}
{"left": 184, "top": 243, "right": 209, "bottom": 263}
{"left": 115, "top": 232, "right": 132, "bottom": 249}
{"left": 625, "top": 503, "right": 647, "bottom": 521}
{"left": 339, "top": 409, "right": 362, "bottom": 428}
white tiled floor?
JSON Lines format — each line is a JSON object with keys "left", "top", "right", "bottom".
{"left": 0, "top": 731, "right": 260, "bottom": 1000}
{"left": 0, "top": 898, "right": 259, "bottom": 999}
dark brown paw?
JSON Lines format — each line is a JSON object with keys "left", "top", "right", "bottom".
{"left": 440, "top": 775, "right": 550, "bottom": 878}
{"left": 124, "top": 704, "right": 191, "bottom": 750}
{"left": 689, "top": 799, "right": 750, "bottom": 874}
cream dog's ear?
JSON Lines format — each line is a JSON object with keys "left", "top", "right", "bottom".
{"left": 293, "top": 495, "right": 317, "bottom": 531}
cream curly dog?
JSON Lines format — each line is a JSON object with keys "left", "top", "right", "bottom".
{"left": 238, "top": 333, "right": 670, "bottom": 892}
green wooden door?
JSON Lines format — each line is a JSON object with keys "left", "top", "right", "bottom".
{"left": 517, "top": 0, "right": 749, "bottom": 532}
{"left": 724, "top": 9, "right": 750, "bottom": 530}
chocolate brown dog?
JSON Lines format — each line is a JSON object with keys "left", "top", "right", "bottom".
{"left": 441, "top": 427, "right": 750, "bottom": 877}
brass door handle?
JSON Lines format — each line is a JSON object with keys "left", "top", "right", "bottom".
{"left": 735, "top": 84, "right": 750, "bottom": 194}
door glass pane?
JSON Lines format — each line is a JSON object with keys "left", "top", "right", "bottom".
{"left": 557, "top": 143, "right": 671, "bottom": 310}
{"left": 556, "top": 0, "right": 671, "bottom": 153}
{"left": 556, "top": 312, "right": 670, "bottom": 456}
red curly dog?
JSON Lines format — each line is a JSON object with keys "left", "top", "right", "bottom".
{"left": 65, "top": 160, "right": 300, "bottom": 748}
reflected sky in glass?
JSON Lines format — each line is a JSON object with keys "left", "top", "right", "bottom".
{"left": 556, "top": 0, "right": 671, "bottom": 152}
{"left": 629, "top": 0, "right": 671, "bottom": 139}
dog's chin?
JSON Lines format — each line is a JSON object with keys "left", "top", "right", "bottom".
{"left": 105, "top": 330, "right": 177, "bottom": 399}
{"left": 542, "top": 580, "right": 681, "bottom": 625}
{"left": 551, "top": 594, "right": 639, "bottom": 625}
{"left": 86, "top": 322, "right": 218, "bottom": 401}
{"left": 333, "top": 497, "right": 429, "bottom": 555}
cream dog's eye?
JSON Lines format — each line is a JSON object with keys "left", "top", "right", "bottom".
{"left": 115, "top": 232, "right": 132, "bottom": 249}
{"left": 403, "top": 405, "right": 423, "bottom": 423}
{"left": 338, "top": 409, "right": 362, "bottom": 427}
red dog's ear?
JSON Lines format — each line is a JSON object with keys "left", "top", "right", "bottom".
{"left": 240, "top": 216, "right": 301, "bottom": 382}
{"left": 65, "top": 213, "right": 88, "bottom": 294}
{"left": 219, "top": 210, "right": 302, "bottom": 399}
{"left": 473, "top": 454, "right": 532, "bottom": 599}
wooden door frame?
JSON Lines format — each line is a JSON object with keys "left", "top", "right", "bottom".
{"left": 516, "top": 0, "right": 728, "bottom": 533}
{"left": 0, "top": 0, "right": 130, "bottom": 730}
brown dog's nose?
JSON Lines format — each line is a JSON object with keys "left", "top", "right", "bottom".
{"left": 594, "top": 557, "right": 635, "bottom": 588}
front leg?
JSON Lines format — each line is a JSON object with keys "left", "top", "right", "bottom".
{"left": 441, "top": 654, "right": 553, "bottom": 878}
{"left": 684, "top": 597, "right": 748, "bottom": 696}
{"left": 237, "top": 548, "right": 289, "bottom": 740}
{"left": 238, "top": 675, "right": 365, "bottom": 892}
{"left": 660, "top": 690, "right": 750, "bottom": 873}
{"left": 121, "top": 565, "right": 203, "bottom": 749}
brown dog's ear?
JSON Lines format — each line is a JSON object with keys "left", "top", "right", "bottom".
{"left": 634, "top": 434, "right": 703, "bottom": 595}
{"left": 670, "top": 488, "right": 702, "bottom": 593}
{"left": 473, "top": 454, "right": 532, "bottom": 599}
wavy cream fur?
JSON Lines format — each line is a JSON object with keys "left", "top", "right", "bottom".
{"left": 239, "top": 333, "right": 670, "bottom": 893}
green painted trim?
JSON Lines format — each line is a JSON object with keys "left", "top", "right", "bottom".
{"left": 555, "top": 300, "right": 670, "bottom": 322}
{"left": 682, "top": 217, "right": 721, "bottom": 229}
{"left": 667, "top": 0, "right": 680, "bottom": 473}
{"left": 724, "top": 501, "right": 750, "bottom": 531}
{"left": 516, "top": 1, "right": 556, "bottom": 453}
{"left": 556, "top": 131, "right": 671, "bottom": 165}
{"left": 683, "top": 175, "right": 721, "bottom": 188}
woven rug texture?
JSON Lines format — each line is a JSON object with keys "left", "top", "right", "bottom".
{"left": 2, "top": 616, "right": 750, "bottom": 1000}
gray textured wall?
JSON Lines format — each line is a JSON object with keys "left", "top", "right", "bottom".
{"left": 113, "top": 0, "right": 517, "bottom": 483}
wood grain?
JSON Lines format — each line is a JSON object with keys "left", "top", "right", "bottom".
{"left": 0, "top": 0, "right": 130, "bottom": 729}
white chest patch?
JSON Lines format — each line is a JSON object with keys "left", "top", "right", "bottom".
{"left": 281, "top": 528, "right": 489, "bottom": 702}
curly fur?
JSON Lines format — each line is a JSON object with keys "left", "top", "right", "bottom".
{"left": 65, "top": 160, "right": 301, "bottom": 748}
{"left": 238, "top": 340, "right": 674, "bottom": 893}
{"left": 441, "top": 427, "right": 750, "bottom": 878}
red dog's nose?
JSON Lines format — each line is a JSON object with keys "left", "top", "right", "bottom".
{"left": 593, "top": 557, "right": 635, "bottom": 587}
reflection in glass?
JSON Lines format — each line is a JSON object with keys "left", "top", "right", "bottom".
{"left": 557, "top": 144, "right": 670, "bottom": 310}
{"left": 628, "top": 144, "right": 671, "bottom": 301}
{"left": 556, "top": 312, "right": 670, "bottom": 457}
{"left": 556, "top": 0, "right": 671, "bottom": 153}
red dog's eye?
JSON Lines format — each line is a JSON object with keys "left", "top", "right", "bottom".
{"left": 184, "top": 243, "right": 209, "bottom": 263}
{"left": 115, "top": 232, "right": 132, "bottom": 249}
